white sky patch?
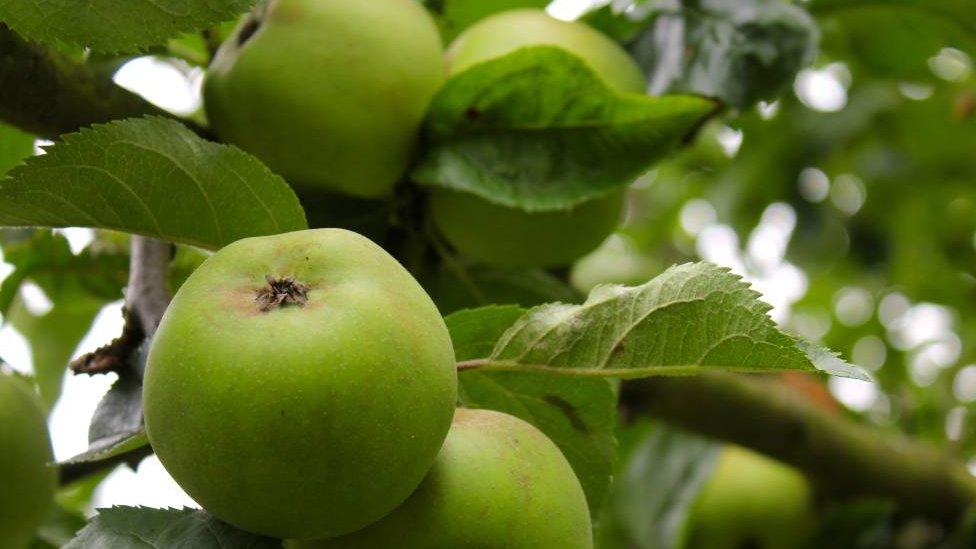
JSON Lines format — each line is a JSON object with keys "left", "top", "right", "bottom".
{"left": 928, "top": 48, "right": 972, "bottom": 82}
{"left": 833, "top": 287, "right": 873, "bottom": 327}
{"left": 20, "top": 281, "right": 54, "bottom": 317}
{"left": 93, "top": 456, "right": 199, "bottom": 512}
{"left": 954, "top": 366, "right": 976, "bottom": 403}
{"left": 55, "top": 228, "right": 96, "bottom": 255}
{"left": 48, "top": 301, "right": 125, "bottom": 461}
{"left": 829, "top": 377, "right": 879, "bottom": 412}
{"left": 715, "top": 125, "right": 744, "bottom": 157}
{"left": 114, "top": 57, "right": 204, "bottom": 117}
{"left": 548, "top": 0, "right": 605, "bottom": 20}
{"left": 794, "top": 64, "right": 848, "bottom": 112}
{"left": 679, "top": 199, "right": 716, "bottom": 236}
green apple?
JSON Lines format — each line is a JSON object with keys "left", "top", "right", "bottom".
{"left": 429, "top": 0, "right": 551, "bottom": 42}
{"left": 0, "top": 371, "right": 56, "bottom": 549}
{"left": 204, "top": 0, "right": 445, "bottom": 198}
{"left": 144, "top": 229, "right": 458, "bottom": 540}
{"left": 447, "top": 9, "right": 646, "bottom": 92}
{"left": 682, "top": 446, "right": 815, "bottom": 549}
{"left": 291, "top": 408, "right": 592, "bottom": 548}
{"left": 430, "top": 9, "right": 646, "bottom": 267}
{"left": 431, "top": 188, "right": 625, "bottom": 268}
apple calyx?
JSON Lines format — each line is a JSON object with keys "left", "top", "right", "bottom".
{"left": 255, "top": 276, "right": 310, "bottom": 312}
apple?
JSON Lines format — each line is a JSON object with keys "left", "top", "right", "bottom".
{"left": 431, "top": 188, "right": 625, "bottom": 268}
{"left": 447, "top": 9, "right": 646, "bottom": 92}
{"left": 430, "top": 9, "right": 646, "bottom": 267}
{"left": 429, "top": 0, "right": 551, "bottom": 42}
{"left": 0, "top": 371, "right": 56, "bottom": 549}
{"left": 143, "top": 229, "right": 458, "bottom": 540}
{"left": 682, "top": 446, "right": 815, "bottom": 549}
{"left": 290, "top": 408, "right": 593, "bottom": 548}
{"left": 204, "top": 0, "right": 445, "bottom": 198}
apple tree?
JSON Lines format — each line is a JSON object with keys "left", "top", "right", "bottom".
{"left": 0, "top": 0, "right": 975, "bottom": 547}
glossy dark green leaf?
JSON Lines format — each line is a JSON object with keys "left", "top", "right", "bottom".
{"left": 0, "top": 0, "right": 255, "bottom": 53}
{"left": 0, "top": 117, "right": 307, "bottom": 249}
{"left": 414, "top": 46, "right": 715, "bottom": 211}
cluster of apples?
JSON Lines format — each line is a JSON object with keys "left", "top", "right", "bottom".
{"left": 143, "top": 229, "right": 593, "bottom": 546}
{"left": 205, "top": 0, "right": 646, "bottom": 268}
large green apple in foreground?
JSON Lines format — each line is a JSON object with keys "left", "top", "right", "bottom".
{"left": 430, "top": 9, "right": 645, "bottom": 267}
{"left": 682, "top": 446, "right": 814, "bottom": 549}
{"left": 430, "top": 0, "right": 550, "bottom": 42}
{"left": 204, "top": 0, "right": 445, "bottom": 198}
{"left": 0, "top": 371, "right": 56, "bottom": 549}
{"left": 290, "top": 408, "right": 592, "bottom": 548}
{"left": 144, "top": 229, "right": 458, "bottom": 540}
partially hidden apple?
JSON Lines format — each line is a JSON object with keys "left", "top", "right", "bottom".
{"left": 290, "top": 408, "right": 593, "bottom": 548}
{"left": 430, "top": 9, "right": 646, "bottom": 268}
{"left": 682, "top": 445, "right": 815, "bottom": 549}
{"left": 143, "top": 229, "right": 458, "bottom": 540}
{"left": 0, "top": 371, "right": 56, "bottom": 549}
{"left": 204, "top": 0, "right": 445, "bottom": 198}
{"left": 429, "top": 0, "right": 551, "bottom": 42}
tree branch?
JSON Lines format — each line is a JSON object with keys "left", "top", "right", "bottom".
{"left": 621, "top": 373, "right": 976, "bottom": 524}
{"left": 0, "top": 24, "right": 173, "bottom": 139}
{"left": 59, "top": 236, "right": 171, "bottom": 485}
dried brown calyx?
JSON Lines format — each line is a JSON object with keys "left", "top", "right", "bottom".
{"left": 255, "top": 276, "right": 310, "bottom": 312}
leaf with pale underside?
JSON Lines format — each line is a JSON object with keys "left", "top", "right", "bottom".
{"left": 468, "top": 262, "right": 869, "bottom": 380}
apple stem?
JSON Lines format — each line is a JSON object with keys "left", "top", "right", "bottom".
{"left": 255, "top": 276, "right": 310, "bottom": 311}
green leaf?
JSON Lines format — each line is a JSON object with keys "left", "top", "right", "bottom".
{"left": 0, "top": 231, "right": 127, "bottom": 317}
{"left": 0, "top": 0, "right": 254, "bottom": 53}
{"left": 627, "top": 0, "right": 819, "bottom": 109}
{"left": 60, "top": 429, "right": 148, "bottom": 466}
{"left": 413, "top": 46, "right": 715, "bottom": 211}
{"left": 0, "top": 117, "right": 307, "bottom": 249}
{"left": 34, "top": 503, "right": 88, "bottom": 548}
{"left": 597, "top": 422, "right": 720, "bottom": 549}
{"left": 9, "top": 295, "right": 104, "bottom": 409}
{"left": 0, "top": 122, "right": 33, "bottom": 176}
{"left": 64, "top": 507, "right": 280, "bottom": 548}
{"left": 447, "top": 306, "right": 618, "bottom": 516}
{"left": 465, "top": 262, "right": 869, "bottom": 380}
{"left": 426, "top": 262, "right": 581, "bottom": 315}
{"left": 0, "top": 231, "right": 126, "bottom": 406}
{"left": 447, "top": 305, "right": 526, "bottom": 362}
{"left": 811, "top": 0, "right": 976, "bottom": 78}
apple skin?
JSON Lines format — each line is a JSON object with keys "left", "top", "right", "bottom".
{"left": 431, "top": 188, "right": 625, "bottom": 268}
{"left": 204, "top": 0, "right": 445, "bottom": 198}
{"left": 430, "top": 10, "right": 645, "bottom": 267}
{"left": 682, "top": 446, "right": 814, "bottom": 549}
{"left": 290, "top": 408, "right": 593, "bottom": 548}
{"left": 431, "top": 0, "right": 551, "bottom": 42}
{"left": 447, "top": 9, "right": 646, "bottom": 92}
{"left": 0, "top": 372, "right": 56, "bottom": 549}
{"left": 143, "top": 229, "right": 458, "bottom": 540}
